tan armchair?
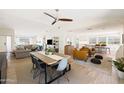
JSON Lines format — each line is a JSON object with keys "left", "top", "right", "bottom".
{"left": 80, "top": 47, "right": 91, "bottom": 56}
{"left": 73, "top": 48, "right": 89, "bottom": 61}
{"left": 80, "top": 47, "right": 96, "bottom": 57}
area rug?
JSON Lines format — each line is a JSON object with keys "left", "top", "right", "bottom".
{"left": 74, "top": 56, "right": 112, "bottom": 75}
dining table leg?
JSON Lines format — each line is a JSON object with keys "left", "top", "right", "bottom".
{"left": 44, "top": 63, "right": 71, "bottom": 84}
{"left": 69, "top": 64, "right": 71, "bottom": 71}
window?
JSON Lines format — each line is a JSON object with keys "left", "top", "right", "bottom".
{"left": 98, "top": 37, "right": 106, "bottom": 44}
{"left": 16, "top": 37, "right": 30, "bottom": 45}
{"left": 89, "top": 35, "right": 121, "bottom": 45}
{"left": 108, "top": 36, "right": 120, "bottom": 44}
{"left": 89, "top": 37, "right": 97, "bottom": 44}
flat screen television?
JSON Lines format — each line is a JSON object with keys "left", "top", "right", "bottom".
{"left": 47, "top": 39, "right": 53, "bottom": 45}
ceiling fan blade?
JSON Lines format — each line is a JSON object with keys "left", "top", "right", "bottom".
{"left": 52, "top": 20, "right": 57, "bottom": 25}
{"left": 58, "top": 18, "right": 73, "bottom": 21}
{"left": 44, "top": 12, "right": 56, "bottom": 20}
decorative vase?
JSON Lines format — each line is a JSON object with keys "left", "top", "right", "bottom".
{"left": 117, "top": 70, "right": 124, "bottom": 79}
{"left": 49, "top": 52, "right": 53, "bottom": 55}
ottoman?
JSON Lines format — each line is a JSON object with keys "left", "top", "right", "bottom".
{"left": 95, "top": 55, "right": 103, "bottom": 60}
{"left": 91, "top": 58, "right": 101, "bottom": 64}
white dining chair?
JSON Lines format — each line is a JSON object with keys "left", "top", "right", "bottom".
{"left": 57, "top": 58, "right": 68, "bottom": 71}
{"left": 49, "top": 58, "right": 70, "bottom": 83}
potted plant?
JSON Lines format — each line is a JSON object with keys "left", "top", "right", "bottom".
{"left": 101, "top": 42, "right": 106, "bottom": 46}
{"left": 113, "top": 57, "right": 124, "bottom": 79}
{"left": 46, "top": 48, "right": 54, "bottom": 55}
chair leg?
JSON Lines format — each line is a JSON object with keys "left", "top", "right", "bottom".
{"left": 39, "top": 73, "right": 43, "bottom": 84}
{"left": 33, "top": 68, "right": 40, "bottom": 79}
{"left": 57, "top": 78, "right": 60, "bottom": 84}
{"left": 47, "top": 67, "right": 54, "bottom": 80}
{"left": 30, "top": 64, "right": 35, "bottom": 73}
{"left": 64, "top": 74, "right": 70, "bottom": 83}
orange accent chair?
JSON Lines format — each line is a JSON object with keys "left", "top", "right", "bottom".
{"left": 80, "top": 47, "right": 92, "bottom": 57}
{"left": 73, "top": 48, "right": 89, "bottom": 61}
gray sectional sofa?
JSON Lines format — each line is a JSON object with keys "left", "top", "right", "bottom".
{"left": 14, "top": 45, "right": 38, "bottom": 59}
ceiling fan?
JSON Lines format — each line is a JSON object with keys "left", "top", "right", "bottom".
{"left": 44, "top": 9, "right": 73, "bottom": 25}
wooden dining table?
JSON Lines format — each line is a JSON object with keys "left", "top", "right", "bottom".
{"left": 30, "top": 51, "right": 72, "bottom": 84}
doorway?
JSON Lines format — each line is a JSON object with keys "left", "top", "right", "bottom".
{"left": 0, "top": 36, "right": 11, "bottom": 52}
{"left": 6, "top": 36, "right": 11, "bottom": 52}
{"left": 0, "top": 36, "right": 7, "bottom": 52}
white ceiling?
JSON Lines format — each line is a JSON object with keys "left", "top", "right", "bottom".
{"left": 0, "top": 9, "right": 124, "bottom": 36}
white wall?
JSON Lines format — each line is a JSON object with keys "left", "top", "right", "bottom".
{"left": 0, "top": 27, "right": 15, "bottom": 51}
{"left": 46, "top": 29, "right": 81, "bottom": 53}
{"left": 115, "top": 45, "right": 124, "bottom": 59}
{"left": 115, "top": 25, "right": 124, "bottom": 59}
{"left": 0, "top": 36, "right": 7, "bottom": 52}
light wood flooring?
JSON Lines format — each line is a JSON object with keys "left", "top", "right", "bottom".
{"left": 6, "top": 54, "right": 124, "bottom": 84}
